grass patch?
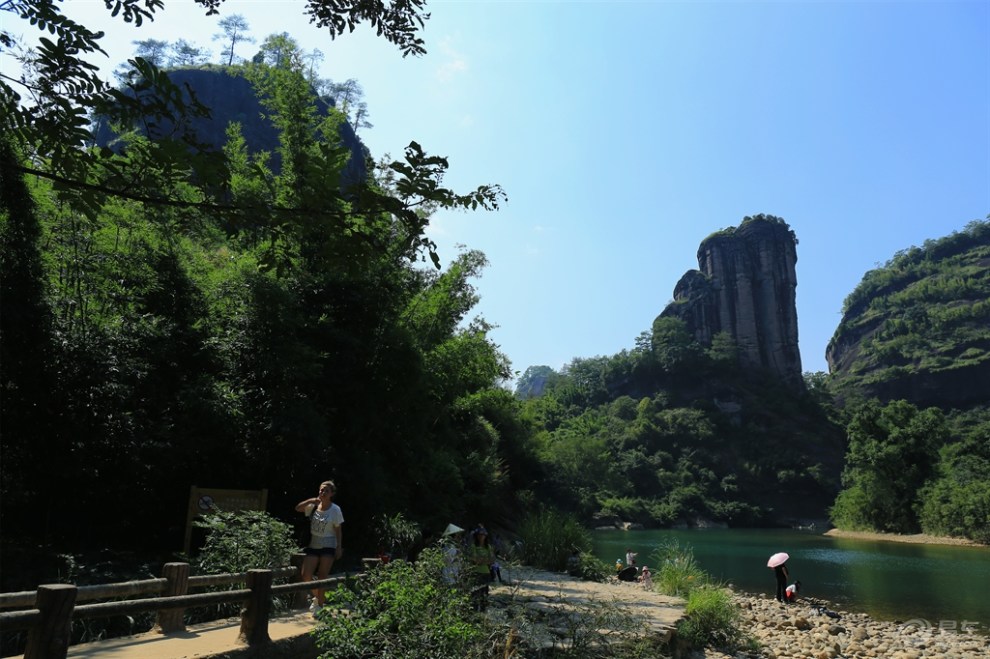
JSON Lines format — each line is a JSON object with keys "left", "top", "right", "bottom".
{"left": 677, "top": 585, "right": 757, "bottom": 654}
{"left": 650, "top": 540, "right": 757, "bottom": 654}
{"left": 651, "top": 539, "right": 708, "bottom": 597}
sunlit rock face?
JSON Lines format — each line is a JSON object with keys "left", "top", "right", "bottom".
{"left": 661, "top": 215, "right": 803, "bottom": 387}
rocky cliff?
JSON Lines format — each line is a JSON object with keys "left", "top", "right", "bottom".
{"left": 660, "top": 215, "right": 803, "bottom": 386}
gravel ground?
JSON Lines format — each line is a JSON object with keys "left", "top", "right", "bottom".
{"left": 499, "top": 569, "right": 988, "bottom": 659}
{"left": 699, "top": 593, "right": 990, "bottom": 659}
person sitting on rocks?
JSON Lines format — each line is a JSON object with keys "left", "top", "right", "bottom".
{"left": 785, "top": 580, "right": 801, "bottom": 603}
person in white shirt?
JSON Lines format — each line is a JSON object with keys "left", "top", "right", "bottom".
{"left": 295, "top": 480, "right": 344, "bottom": 611}
{"left": 785, "top": 580, "right": 802, "bottom": 604}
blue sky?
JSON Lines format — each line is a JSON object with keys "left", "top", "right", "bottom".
{"left": 9, "top": 0, "right": 990, "bottom": 380}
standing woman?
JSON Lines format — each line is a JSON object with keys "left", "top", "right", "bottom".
{"left": 773, "top": 561, "right": 789, "bottom": 603}
{"left": 296, "top": 480, "right": 344, "bottom": 612}
{"left": 469, "top": 526, "right": 496, "bottom": 583}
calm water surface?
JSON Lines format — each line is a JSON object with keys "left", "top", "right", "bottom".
{"left": 593, "top": 529, "right": 989, "bottom": 633}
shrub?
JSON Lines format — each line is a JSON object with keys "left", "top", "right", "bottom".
{"left": 193, "top": 509, "right": 298, "bottom": 619}
{"left": 194, "top": 509, "right": 297, "bottom": 573}
{"left": 574, "top": 551, "right": 613, "bottom": 582}
{"left": 919, "top": 476, "right": 990, "bottom": 544}
{"left": 677, "top": 584, "right": 754, "bottom": 652}
{"left": 314, "top": 547, "right": 484, "bottom": 659}
{"left": 372, "top": 512, "right": 422, "bottom": 560}
{"left": 651, "top": 540, "right": 708, "bottom": 597}
{"left": 516, "top": 508, "right": 590, "bottom": 571}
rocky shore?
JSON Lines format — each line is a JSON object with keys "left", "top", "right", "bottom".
{"left": 491, "top": 568, "right": 988, "bottom": 658}
{"left": 702, "top": 593, "right": 989, "bottom": 659}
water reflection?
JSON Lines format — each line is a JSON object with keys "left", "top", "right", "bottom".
{"left": 801, "top": 548, "right": 874, "bottom": 565}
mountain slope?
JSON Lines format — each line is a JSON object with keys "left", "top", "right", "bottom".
{"left": 826, "top": 219, "right": 990, "bottom": 409}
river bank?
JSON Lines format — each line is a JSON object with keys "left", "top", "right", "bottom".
{"left": 822, "top": 528, "right": 983, "bottom": 547}
{"left": 701, "top": 592, "right": 990, "bottom": 659}
{"left": 498, "top": 569, "right": 988, "bottom": 658}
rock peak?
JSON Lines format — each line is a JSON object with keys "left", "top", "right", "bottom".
{"left": 660, "top": 214, "right": 803, "bottom": 386}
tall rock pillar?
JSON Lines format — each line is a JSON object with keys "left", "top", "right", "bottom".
{"left": 660, "top": 215, "right": 803, "bottom": 386}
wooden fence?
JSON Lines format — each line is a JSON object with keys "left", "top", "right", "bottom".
{"left": 0, "top": 554, "right": 351, "bottom": 659}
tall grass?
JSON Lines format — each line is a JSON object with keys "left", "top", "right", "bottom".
{"left": 678, "top": 585, "right": 755, "bottom": 653}
{"left": 650, "top": 539, "right": 708, "bottom": 597}
{"left": 516, "top": 508, "right": 591, "bottom": 572}
{"left": 650, "top": 539, "right": 756, "bottom": 653}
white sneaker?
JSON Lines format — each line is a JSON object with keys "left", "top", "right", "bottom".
{"left": 309, "top": 599, "right": 317, "bottom": 613}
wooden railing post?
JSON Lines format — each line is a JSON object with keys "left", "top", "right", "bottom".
{"left": 155, "top": 562, "right": 190, "bottom": 633}
{"left": 239, "top": 569, "right": 273, "bottom": 645}
{"left": 289, "top": 553, "right": 307, "bottom": 608}
{"left": 25, "top": 584, "right": 76, "bottom": 659}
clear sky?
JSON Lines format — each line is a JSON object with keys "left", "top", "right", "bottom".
{"left": 7, "top": 0, "right": 989, "bottom": 380}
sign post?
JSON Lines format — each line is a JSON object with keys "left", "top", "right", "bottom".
{"left": 183, "top": 486, "right": 268, "bottom": 555}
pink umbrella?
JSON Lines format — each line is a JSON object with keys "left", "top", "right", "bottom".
{"left": 767, "top": 552, "right": 789, "bottom": 568}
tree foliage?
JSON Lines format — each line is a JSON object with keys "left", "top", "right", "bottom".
{"left": 0, "top": 3, "right": 525, "bottom": 569}
{"left": 0, "top": 0, "right": 432, "bottom": 223}
{"left": 519, "top": 328, "right": 845, "bottom": 528}
{"left": 314, "top": 548, "right": 484, "bottom": 659}
{"left": 917, "top": 418, "right": 990, "bottom": 543}
{"left": 827, "top": 219, "right": 990, "bottom": 407}
{"left": 830, "top": 400, "right": 945, "bottom": 533}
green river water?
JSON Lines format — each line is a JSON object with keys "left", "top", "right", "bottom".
{"left": 593, "top": 528, "right": 989, "bottom": 634}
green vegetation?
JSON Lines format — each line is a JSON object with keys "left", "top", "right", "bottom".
{"left": 829, "top": 400, "right": 990, "bottom": 542}
{"left": 315, "top": 544, "right": 664, "bottom": 658}
{"left": 830, "top": 401, "right": 945, "bottom": 533}
{"left": 916, "top": 413, "right": 990, "bottom": 543}
{"left": 4, "top": 13, "right": 989, "bottom": 659}
{"left": 519, "top": 335, "right": 844, "bottom": 527}
{"left": 678, "top": 586, "right": 754, "bottom": 653}
{"left": 516, "top": 508, "right": 592, "bottom": 572}
{"left": 700, "top": 213, "right": 797, "bottom": 247}
{"left": 372, "top": 513, "right": 423, "bottom": 561}
{"left": 651, "top": 541, "right": 754, "bottom": 654}
{"left": 571, "top": 551, "right": 614, "bottom": 583}
{"left": 827, "top": 219, "right": 990, "bottom": 406}
{"left": 825, "top": 222, "right": 990, "bottom": 542}
{"left": 0, "top": 4, "right": 524, "bottom": 572}
{"left": 193, "top": 510, "right": 299, "bottom": 620}
{"left": 194, "top": 510, "right": 297, "bottom": 573}
{"left": 316, "top": 548, "right": 485, "bottom": 659}
{"left": 651, "top": 540, "right": 708, "bottom": 598}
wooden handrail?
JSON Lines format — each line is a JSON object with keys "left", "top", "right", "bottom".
{"left": 0, "top": 579, "right": 168, "bottom": 609}
{"left": 0, "top": 568, "right": 298, "bottom": 610}
{"left": 0, "top": 556, "right": 358, "bottom": 659}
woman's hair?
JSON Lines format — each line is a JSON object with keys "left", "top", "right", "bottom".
{"left": 320, "top": 480, "right": 336, "bottom": 494}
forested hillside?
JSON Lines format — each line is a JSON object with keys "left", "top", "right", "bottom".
{"left": 1, "top": 9, "right": 536, "bottom": 580}
{"left": 825, "top": 220, "right": 990, "bottom": 542}
{"left": 515, "top": 219, "right": 847, "bottom": 529}
{"left": 826, "top": 219, "right": 990, "bottom": 409}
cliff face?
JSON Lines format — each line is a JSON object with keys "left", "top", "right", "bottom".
{"left": 661, "top": 215, "right": 803, "bottom": 386}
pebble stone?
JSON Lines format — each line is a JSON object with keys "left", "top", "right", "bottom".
{"left": 698, "top": 593, "right": 990, "bottom": 659}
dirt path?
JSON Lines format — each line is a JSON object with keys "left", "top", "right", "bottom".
{"left": 490, "top": 566, "right": 686, "bottom": 647}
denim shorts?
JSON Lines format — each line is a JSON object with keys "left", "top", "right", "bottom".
{"left": 305, "top": 546, "right": 337, "bottom": 557}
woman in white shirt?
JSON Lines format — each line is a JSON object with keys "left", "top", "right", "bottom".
{"left": 295, "top": 480, "right": 344, "bottom": 611}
